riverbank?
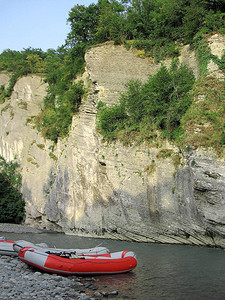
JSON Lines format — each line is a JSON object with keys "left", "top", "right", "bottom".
{"left": 0, "top": 224, "right": 120, "bottom": 300}
{"left": 0, "top": 223, "right": 55, "bottom": 234}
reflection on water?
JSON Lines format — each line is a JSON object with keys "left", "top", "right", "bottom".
{"left": 1, "top": 231, "right": 225, "bottom": 299}
{"left": 93, "top": 272, "right": 137, "bottom": 299}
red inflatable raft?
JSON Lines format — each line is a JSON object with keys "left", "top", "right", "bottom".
{"left": 18, "top": 247, "right": 137, "bottom": 275}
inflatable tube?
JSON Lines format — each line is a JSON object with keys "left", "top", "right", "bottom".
{"left": 18, "top": 247, "right": 137, "bottom": 275}
{"left": 0, "top": 238, "right": 16, "bottom": 256}
{"left": 13, "top": 240, "right": 110, "bottom": 256}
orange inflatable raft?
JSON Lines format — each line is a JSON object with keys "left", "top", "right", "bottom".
{"left": 18, "top": 247, "right": 137, "bottom": 275}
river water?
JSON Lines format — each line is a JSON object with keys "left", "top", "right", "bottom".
{"left": 1, "top": 232, "right": 225, "bottom": 299}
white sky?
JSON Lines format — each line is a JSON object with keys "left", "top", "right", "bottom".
{"left": 0, "top": 0, "right": 97, "bottom": 53}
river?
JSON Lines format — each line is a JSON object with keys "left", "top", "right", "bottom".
{"left": 1, "top": 231, "right": 225, "bottom": 299}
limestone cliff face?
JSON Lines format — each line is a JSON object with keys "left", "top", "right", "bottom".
{"left": 0, "top": 35, "right": 225, "bottom": 248}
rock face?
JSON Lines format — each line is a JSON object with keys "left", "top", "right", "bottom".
{"left": 208, "top": 34, "right": 225, "bottom": 79}
{"left": 0, "top": 35, "right": 225, "bottom": 248}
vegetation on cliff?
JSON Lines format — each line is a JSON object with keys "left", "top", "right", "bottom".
{"left": 66, "top": 0, "right": 225, "bottom": 59}
{"left": 97, "top": 60, "right": 195, "bottom": 142}
{"left": 0, "top": 156, "right": 25, "bottom": 223}
{"left": 97, "top": 35, "right": 225, "bottom": 151}
{"left": 0, "top": 47, "right": 85, "bottom": 143}
{"left": 34, "top": 46, "right": 85, "bottom": 143}
{"left": 0, "top": 0, "right": 224, "bottom": 146}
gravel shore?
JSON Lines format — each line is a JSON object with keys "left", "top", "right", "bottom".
{"left": 0, "top": 254, "right": 96, "bottom": 300}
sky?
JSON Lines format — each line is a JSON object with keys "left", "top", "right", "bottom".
{"left": 0, "top": 0, "right": 97, "bottom": 54}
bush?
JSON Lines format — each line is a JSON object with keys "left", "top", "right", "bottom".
{"left": 120, "top": 80, "right": 145, "bottom": 124}
{"left": 97, "top": 101, "right": 127, "bottom": 139}
{"left": 36, "top": 81, "right": 84, "bottom": 142}
{"left": 0, "top": 156, "right": 25, "bottom": 223}
{"left": 204, "top": 11, "right": 225, "bottom": 32}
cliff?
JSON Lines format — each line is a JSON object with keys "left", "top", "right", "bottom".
{"left": 0, "top": 34, "right": 225, "bottom": 248}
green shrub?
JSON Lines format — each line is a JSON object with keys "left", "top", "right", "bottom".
{"left": 97, "top": 101, "right": 127, "bottom": 139}
{"left": 0, "top": 156, "right": 25, "bottom": 223}
{"left": 204, "top": 11, "right": 225, "bottom": 33}
{"left": 143, "top": 61, "right": 195, "bottom": 138}
{"left": 35, "top": 81, "right": 84, "bottom": 142}
{"left": 120, "top": 80, "right": 145, "bottom": 124}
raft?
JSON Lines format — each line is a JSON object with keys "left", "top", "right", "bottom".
{"left": 18, "top": 247, "right": 137, "bottom": 275}
{"left": 13, "top": 240, "right": 110, "bottom": 256}
{"left": 0, "top": 237, "right": 16, "bottom": 256}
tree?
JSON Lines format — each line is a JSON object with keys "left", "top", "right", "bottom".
{"left": 95, "top": 0, "right": 127, "bottom": 43}
{"left": 26, "top": 54, "right": 46, "bottom": 73}
{"left": 97, "top": 101, "right": 127, "bottom": 139}
{"left": 120, "top": 79, "right": 145, "bottom": 124}
{"left": 126, "top": 0, "right": 155, "bottom": 39}
{"left": 66, "top": 3, "right": 100, "bottom": 45}
{"left": 183, "top": 0, "right": 209, "bottom": 43}
{"left": 0, "top": 157, "right": 25, "bottom": 223}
